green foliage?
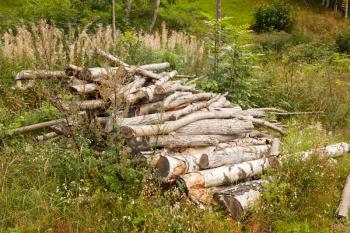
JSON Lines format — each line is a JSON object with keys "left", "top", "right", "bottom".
{"left": 336, "top": 29, "right": 350, "bottom": 54}
{"left": 253, "top": 1, "right": 294, "bottom": 33}
{"left": 200, "top": 20, "right": 260, "bottom": 108}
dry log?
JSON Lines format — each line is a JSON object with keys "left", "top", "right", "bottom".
{"left": 15, "top": 70, "right": 68, "bottom": 80}
{"left": 163, "top": 92, "right": 192, "bottom": 107}
{"left": 106, "top": 94, "right": 228, "bottom": 132}
{"left": 182, "top": 157, "right": 279, "bottom": 189}
{"left": 187, "top": 179, "right": 263, "bottom": 208}
{"left": 213, "top": 180, "right": 263, "bottom": 220}
{"left": 208, "top": 96, "right": 231, "bottom": 109}
{"left": 155, "top": 144, "right": 271, "bottom": 180}
{"left": 66, "top": 64, "right": 84, "bottom": 76}
{"left": 95, "top": 48, "right": 129, "bottom": 67}
{"left": 143, "top": 135, "right": 261, "bottom": 148}
{"left": 70, "top": 83, "right": 97, "bottom": 94}
{"left": 138, "top": 92, "right": 213, "bottom": 115}
{"left": 121, "top": 108, "right": 249, "bottom": 138}
{"left": 155, "top": 81, "right": 200, "bottom": 94}
{"left": 270, "top": 138, "right": 281, "bottom": 156}
{"left": 300, "top": 142, "right": 350, "bottom": 159}
{"left": 138, "top": 62, "right": 170, "bottom": 71}
{"left": 175, "top": 119, "right": 253, "bottom": 135}
{"left": 37, "top": 132, "right": 61, "bottom": 141}
{"left": 9, "top": 118, "right": 68, "bottom": 134}
{"left": 127, "top": 71, "right": 178, "bottom": 104}
{"left": 238, "top": 116, "right": 285, "bottom": 135}
{"left": 336, "top": 174, "right": 350, "bottom": 220}
{"left": 68, "top": 99, "right": 107, "bottom": 111}
{"left": 109, "top": 76, "right": 146, "bottom": 102}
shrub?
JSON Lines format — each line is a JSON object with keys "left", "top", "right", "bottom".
{"left": 253, "top": 1, "right": 294, "bottom": 33}
{"left": 336, "top": 29, "right": 350, "bottom": 54}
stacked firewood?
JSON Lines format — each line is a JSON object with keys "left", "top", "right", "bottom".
{"left": 13, "top": 49, "right": 350, "bottom": 220}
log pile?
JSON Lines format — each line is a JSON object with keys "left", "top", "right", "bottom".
{"left": 12, "top": 48, "right": 347, "bottom": 220}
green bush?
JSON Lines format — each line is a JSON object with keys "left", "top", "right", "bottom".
{"left": 253, "top": 1, "right": 293, "bottom": 33}
{"left": 336, "top": 29, "right": 350, "bottom": 54}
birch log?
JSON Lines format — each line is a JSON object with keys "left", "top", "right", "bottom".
{"left": 9, "top": 118, "right": 68, "bottom": 134}
{"left": 70, "top": 83, "right": 97, "bottom": 94}
{"left": 127, "top": 71, "right": 178, "bottom": 104}
{"left": 155, "top": 81, "right": 200, "bottom": 94}
{"left": 336, "top": 174, "right": 350, "bottom": 220}
{"left": 143, "top": 134, "right": 258, "bottom": 148}
{"left": 213, "top": 180, "right": 263, "bottom": 220}
{"left": 300, "top": 142, "right": 350, "bottom": 159}
{"left": 187, "top": 179, "right": 263, "bottom": 208}
{"left": 138, "top": 92, "right": 213, "bottom": 115}
{"left": 155, "top": 144, "right": 271, "bottom": 180}
{"left": 15, "top": 70, "right": 68, "bottom": 80}
{"left": 175, "top": 119, "right": 253, "bottom": 135}
{"left": 182, "top": 157, "right": 279, "bottom": 189}
{"left": 68, "top": 99, "right": 107, "bottom": 110}
{"left": 121, "top": 109, "right": 251, "bottom": 138}
{"left": 37, "top": 132, "right": 61, "bottom": 141}
{"left": 106, "top": 94, "right": 230, "bottom": 132}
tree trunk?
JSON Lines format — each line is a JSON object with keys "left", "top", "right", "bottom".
{"left": 336, "top": 174, "right": 350, "bottom": 220}
{"left": 68, "top": 99, "right": 107, "bottom": 111}
{"left": 187, "top": 179, "right": 263, "bottom": 210}
{"left": 150, "top": 0, "right": 161, "bottom": 31}
{"left": 126, "top": 0, "right": 133, "bottom": 24}
{"left": 70, "top": 83, "right": 97, "bottom": 94}
{"left": 155, "top": 81, "right": 200, "bottom": 94}
{"left": 155, "top": 144, "right": 272, "bottom": 180}
{"left": 181, "top": 157, "right": 279, "bottom": 188}
{"left": 121, "top": 109, "right": 252, "bottom": 138}
{"left": 112, "top": 0, "right": 116, "bottom": 41}
{"left": 300, "top": 142, "right": 350, "bottom": 158}
{"left": 106, "top": 94, "right": 228, "bottom": 132}
{"left": 138, "top": 93, "right": 214, "bottom": 115}
{"left": 15, "top": 70, "right": 68, "bottom": 80}
{"left": 213, "top": 180, "right": 262, "bottom": 220}
{"left": 127, "top": 71, "right": 178, "bottom": 104}
{"left": 9, "top": 118, "right": 68, "bottom": 134}
{"left": 142, "top": 135, "right": 269, "bottom": 148}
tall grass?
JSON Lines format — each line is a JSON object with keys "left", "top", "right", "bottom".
{"left": 0, "top": 20, "right": 205, "bottom": 71}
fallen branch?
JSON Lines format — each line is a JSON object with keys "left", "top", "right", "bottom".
{"left": 336, "top": 174, "right": 350, "bottom": 220}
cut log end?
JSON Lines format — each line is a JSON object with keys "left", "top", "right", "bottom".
{"left": 121, "top": 126, "right": 135, "bottom": 139}
{"left": 199, "top": 154, "right": 209, "bottom": 170}
{"left": 213, "top": 193, "right": 244, "bottom": 220}
{"left": 155, "top": 156, "right": 170, "bottom": 178}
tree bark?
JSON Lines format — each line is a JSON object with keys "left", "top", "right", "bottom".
{"left": 187, "top": 180, "right": 263, "bottom": 211}
{"left": 175, "top": 118, "right": 253, "bottom": 135}
{"left": 127, "top": 71, "right": 178, "bottom": 104}
{"left": 213, "top": 180, "right": 262, "bottom": 220}
{"left": 70, "top": 83, "right": 97, "bottom": 94}
{"left": 106, "top": 94, "right": 228, "bottom": 132}
{"left": 121, "top": 109, "right": 253, "bottom": 138}
{"left": 142, "top": 135, "right": 266, "bottom": 148}
{"left": 68, "top": 99, "right": 107, "bottom": 111}
{"left": 15, "top": 70, "right": 68, "bottom": 80}
{"left": 181, "top": 157, "right": 279, "bottom": 188}
{"left": 9, "top": 118, "right": 68, "bottom": 134}
{"left": 155, "top": 81, "right": 200, "bottom": 94}
{"left": 37, "top": 131, "right": 61, "bottom": 141}
{"left": 300, "top": 142, "right": 350, "bottom": 159}
{"left": 138, "top": 93, "right": 213, "bottom": 115}
{"left": 150, "top": 0, "right": 161, "bottom": 31}
{"left": 336, "top": 174, "right": 350, "bottom": 220}
{"left": 155, "top": 144, "right": 271, "bottom": 180}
